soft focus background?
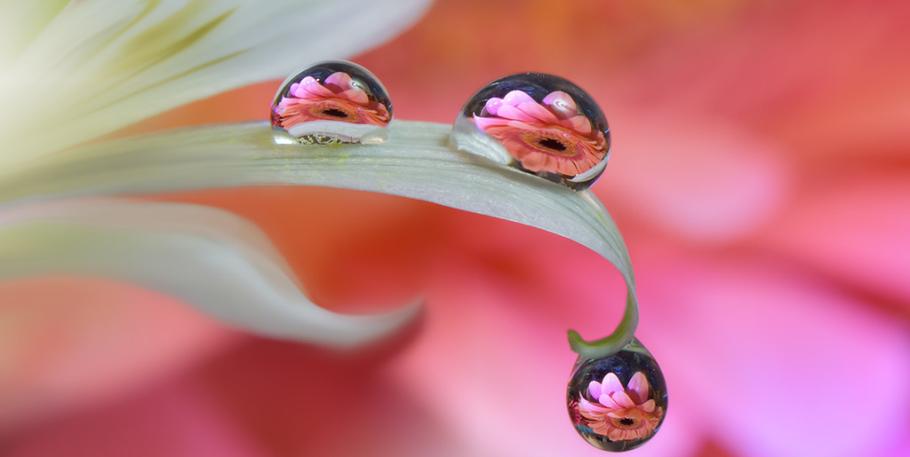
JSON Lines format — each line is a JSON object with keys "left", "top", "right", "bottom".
{"left": 2, "top": 1, "right": 909, "bottom": 456}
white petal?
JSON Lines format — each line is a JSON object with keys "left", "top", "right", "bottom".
{"left": 0, "top": 0, "right": 69, "bottom": 65}
{"left": 1, "top": 121, "right": 639, "bottom": 357}
{"left": 0, "top": 0, "right": 431, "bottom": 168}
{"left": 0, "top": 198, "right": 419, "bottom": 346}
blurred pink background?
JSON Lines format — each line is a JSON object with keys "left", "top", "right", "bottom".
{"left": 3, "top": 1, "right": 909, "bottom": 456}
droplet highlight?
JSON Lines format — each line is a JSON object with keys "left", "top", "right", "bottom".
{"left": 452, "top": 72, "right": 611, "bottom": 189}
{"left": 567, "top": 338, "right": 667, "bottom": 451}
{"left": 270, "top": 60, "right": 392, "bottom": 144}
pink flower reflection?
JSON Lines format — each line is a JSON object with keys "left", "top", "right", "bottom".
{"left": 473, "top": 90, "right": 607, "bottom": 176}
{"left": 4, "top": 0, "right": 910, "bottom": 456}
{"left": 272, "top": 72, "right": 390, "bottom": 130}
{"left": 576, "top": 372, "right": 663, "bottom": 442}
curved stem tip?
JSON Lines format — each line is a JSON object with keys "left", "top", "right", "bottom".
{"left": 568, "top": 290, "right": 639, "bottom": 360}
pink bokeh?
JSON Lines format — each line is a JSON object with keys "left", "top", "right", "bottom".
{"left": 3, "top": 1, "right": 909, "bottom": 456}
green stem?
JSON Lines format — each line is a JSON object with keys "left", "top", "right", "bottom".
{"left": 564, "top": 192, "right": 640, "bottom": 360}
{"left": 567, "top": 286, "right": 639, "bottom": 359}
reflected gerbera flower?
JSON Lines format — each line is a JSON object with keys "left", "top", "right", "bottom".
{"left": 472, "top": 90, "right": 607, "bottom": 176}
{"left": 272, "top": 71, "right": 391, "bottom": 131}
{"left": 576, "top": 372, "right": 663, "bottom": 442}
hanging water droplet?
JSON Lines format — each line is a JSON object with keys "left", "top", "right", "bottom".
{"left": 566, "top": 338, "right": 667, "bottom": 451}
{"left": 451, "top": 72, "right": 611, "bottom": 190}
{"left": 270, "top": 60, "right": 392, "bottom": 144}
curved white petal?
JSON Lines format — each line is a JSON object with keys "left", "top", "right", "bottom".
{"left": 0, "top": 0, "right": 431, "bottom": 167}
{"left": 0, "top": 121, "right": 637, "bottom": 356}
{"left": 0, "top": 198, "right": 419, "bottom": 346}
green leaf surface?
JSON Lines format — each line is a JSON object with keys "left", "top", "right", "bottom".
{"left": 0, "top": 121, "right": 638, "bottom": 358}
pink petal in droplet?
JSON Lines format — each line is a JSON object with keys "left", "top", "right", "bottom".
{"left": 338, "top": 88, "right": 369, "bottom": 105}
{"left": 494, "top": 104, "right": 537, "bottom": 123}
{"left": 515, "top": 101, "right": 558, "bottom": 124}
{"left": 324, "top": 71, "right": 354, "bottom": 91}
{"left": 483, "top": 97, "right": 504, "bottom": 116}
{"left": 295, "top": 77, "right": 334, "bottom": 98}
{"left": 501, "top": 90, "right": 536, "bottom": 106}
{"left": 472, "top": 115, "right": 510, "bottom": 131}
{"left": 542, "top": 90, "right": 579, "bottom": 118}
{"left": 627, "top": 372, "right": 650, "bottom": 403}
{"left": 611, "top": 391, "right": 636, "bottom": 408}
{"left": 602, "top": 372, "right": 624, "bottom": 396}
{"left": 562, "top": 115, "right": 592, "bottom": 135}
{"left": 598, "top": 393, "right": 620, "bottom": 409}
{"left": 641, "top": 399, "right": 656, "bottom": 413}
{"left": 588, "top": 380, "right": 602, "bottom": 399}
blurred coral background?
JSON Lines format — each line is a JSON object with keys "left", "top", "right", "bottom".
{"left": 2, "top": 1, "right": 909, "bottom": 456}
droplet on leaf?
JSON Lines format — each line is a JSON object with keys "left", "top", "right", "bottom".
{"left": 270, "top": 60, "right": 392, "bottom": 144}
{"left": 452, "top": 72, "right": 611, "bottom": 189}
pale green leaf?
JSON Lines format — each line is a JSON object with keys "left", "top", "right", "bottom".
{"left": 0, "top": 198, "right": 419, "bottom": 346}
{"left": 0, "top": 121, "right": 638, "bottom": 358}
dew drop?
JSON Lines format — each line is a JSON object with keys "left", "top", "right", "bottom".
{"left": 270, "top": 60, "right": 392, "bottom": 144}
{"left": 567, "top": 338, "right": 667, "bottom": 452}
{"left": 451, "top": 72, "right": 611, "bottom": 190}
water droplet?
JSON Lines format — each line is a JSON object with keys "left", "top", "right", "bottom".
{"left": 567, "top": 338, "right": 667, "bottom": 451}
{"left": 451, "top": 73, "right": 611, "bottom": 190}
{"left": 270, "top": 60, "right": 392, "bottom": 144}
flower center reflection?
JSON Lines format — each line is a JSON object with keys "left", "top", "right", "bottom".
{"left": 538, "top": 137, "right": 567, "bottom": 152}
{"left": 574, "top": 371, "right": 664, "bottom": 443}
{"left": 322, "top": 108, "right": 349, "bottom": 118}
{"left": 473, "top": 90, "right": 607, "bottom": 175}
{"left": 271, "top": 70, "right": 391, "bottom": 132}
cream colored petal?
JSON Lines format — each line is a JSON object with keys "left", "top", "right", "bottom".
{"left": 0, "top": 0, "right": 431, "bottom": 169}
{"left": 0, "top": 0, "right": 69, "bottom": 65}
{"left": 0, "top": 198, "right": 419, "bottom": 346}
{"left": 0, "top": 121, "right": 639, "bottom": 358}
